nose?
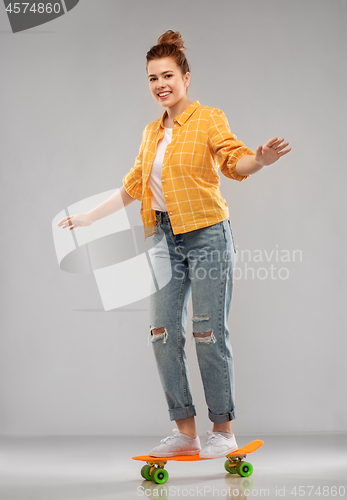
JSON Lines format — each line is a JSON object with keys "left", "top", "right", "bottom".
{"left": 157, "top": 78, "right": 166, "bottom": 90}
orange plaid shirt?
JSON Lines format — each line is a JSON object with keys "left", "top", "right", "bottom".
{"left": 123, "top": 100, "right": 255, "bottom": 240}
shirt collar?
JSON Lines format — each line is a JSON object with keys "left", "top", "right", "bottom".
{"left": 159, "top": 100, "right": 200, "bottom": 128}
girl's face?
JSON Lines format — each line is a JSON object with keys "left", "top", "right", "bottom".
{"left": 147, "top": 57, "right": 190, "bottom": 109}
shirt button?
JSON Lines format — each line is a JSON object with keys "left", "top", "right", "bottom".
{"left": 169, "top": 212, "right": 172, "bottom": 215}
{"left": 165, "top": 195, "right": 168, "bottom": 198}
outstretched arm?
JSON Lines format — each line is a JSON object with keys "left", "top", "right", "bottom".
{"left": 87, "top": 185, "right": 136, "bottom": 224}
{"left": 235, "top": 137, "right": 291, "bottom": 176}
{"left": 57, "top": 186, "right": 136, "bottom": 231}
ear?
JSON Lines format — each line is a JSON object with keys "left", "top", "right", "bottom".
{"left": 184, "top": 72, "right": 191, "bottom": 88}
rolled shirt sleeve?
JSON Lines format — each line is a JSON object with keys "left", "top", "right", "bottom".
{"left": 122, "top": 129, "right": 146, "bottom": 201}
{"left": 208, "top": 109, "right": 255, "bottom": 182}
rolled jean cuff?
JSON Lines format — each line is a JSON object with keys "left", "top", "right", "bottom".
{"left": 208, "top": 408, "right": 236, "bottom": 423}
{"left": 168, "top": 405, "right": 196, "bottom": 421}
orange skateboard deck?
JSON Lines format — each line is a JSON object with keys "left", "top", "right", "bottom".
{"left": 133, "top": 439, "right": 263, "bottom": 484}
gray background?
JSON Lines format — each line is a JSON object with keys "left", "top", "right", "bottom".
{"left": 0, "top": 0, "right": 346, "bottom": 437}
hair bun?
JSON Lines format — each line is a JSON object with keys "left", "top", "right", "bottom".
{"left": 157, "top": 30, "right": 185, "bottom": 52}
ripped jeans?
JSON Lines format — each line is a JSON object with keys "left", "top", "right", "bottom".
{"left": 148, "top": 210, "right": 237, "bottom": 423}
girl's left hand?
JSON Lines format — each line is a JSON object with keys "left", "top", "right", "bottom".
{"left": 255, "top": 137, "right": 291, "bottom": 167}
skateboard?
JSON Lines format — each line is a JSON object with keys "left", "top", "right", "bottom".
{"left": 133, "top": 439, "right": 263, "bottom": 484}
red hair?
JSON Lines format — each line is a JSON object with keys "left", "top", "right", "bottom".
{"left": 146, "top": 30, "right": 191, "bottom": 76}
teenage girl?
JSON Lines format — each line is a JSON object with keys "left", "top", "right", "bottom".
{"left": 58, "top": 30, "right": 290, "bottom": 459}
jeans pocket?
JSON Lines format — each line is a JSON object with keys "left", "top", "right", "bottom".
{"left": 228, "top": 219, "right": 236, "bottom": 254}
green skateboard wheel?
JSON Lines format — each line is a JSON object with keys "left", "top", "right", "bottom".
{"left": 141, "top": 465, "right": 152, "bottom": 480}
{"left": 151, "top": 467, "right": 169, "bottom": 484}
{"left": 224, "top": 459, "right": 237, "bottom": 474}
{"left": 236, "top": 461, "right": 253, "bottom": 477}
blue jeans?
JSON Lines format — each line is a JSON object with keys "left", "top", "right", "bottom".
{"left": 149, "top": 211, "right": 237, "bottom": 424}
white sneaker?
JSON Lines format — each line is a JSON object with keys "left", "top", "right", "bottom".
{"left": 199, "top": 431, "right": 238, "bottom": 458}
{"left": 149, "top": 429, "right": 201, "bottom": 457}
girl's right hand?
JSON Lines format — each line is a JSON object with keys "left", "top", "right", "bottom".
{"left": 57, "top": 213, "right": 94, "bottom": 230}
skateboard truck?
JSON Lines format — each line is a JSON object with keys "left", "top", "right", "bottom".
{"left": 225, "top": 453, "right": 253, "bottom": 477}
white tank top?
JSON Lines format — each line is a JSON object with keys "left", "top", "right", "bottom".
{"left": 148, "top": 127, "right": 173, "bottom": 211}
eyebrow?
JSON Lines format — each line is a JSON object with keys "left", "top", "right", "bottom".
{"left": 148, "top": 70, "right": 173, "bottom": 78}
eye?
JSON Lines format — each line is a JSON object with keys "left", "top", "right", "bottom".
{"left": 149, "top": 74, "right": 173, "bottom": 82}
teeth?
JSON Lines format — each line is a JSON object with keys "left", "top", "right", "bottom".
{"left": 159, "top": 92, "right": 171, "bottom": 96}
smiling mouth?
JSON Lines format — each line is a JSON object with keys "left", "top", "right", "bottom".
{"left": 158, "top": 91, "right": 172, "bottom": 98}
